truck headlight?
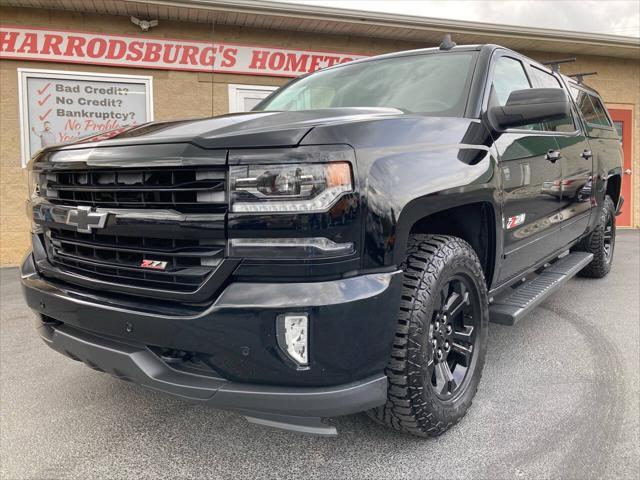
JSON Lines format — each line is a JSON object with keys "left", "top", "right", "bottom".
{"left": 230, "top": 162, "right": 352, "bottom": 213}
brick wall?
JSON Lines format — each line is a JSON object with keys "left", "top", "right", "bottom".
{"left": 1, "top": 6, "right": 638, "bottom": 265}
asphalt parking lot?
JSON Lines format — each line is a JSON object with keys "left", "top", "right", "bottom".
{"left": 1, "top": 230, "right": 638, "bottom": 480}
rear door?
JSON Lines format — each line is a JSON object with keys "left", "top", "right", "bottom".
{"left": 569, "top": 86, "right": 622, "bottom": 231}
{"left": 529, "top": 66, "right": 594, "bottom": 247}
{"left": 487, "top": 53, "right": 563, "bottom": 283}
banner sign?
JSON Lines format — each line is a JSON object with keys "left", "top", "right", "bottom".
{"left": 18, "top": 69, "right": 153, "bottom": 166}
{"left": 1, "top": 26, "right": 367, "bottom": 77}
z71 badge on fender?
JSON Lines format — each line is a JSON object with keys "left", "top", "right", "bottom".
{"left": 507, "top": 214, "right": 526, "bottom": 229}
{"left": 140, "top": 259, "right": 169, "bottom": 270}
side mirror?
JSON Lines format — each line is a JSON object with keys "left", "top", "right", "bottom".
{"left": 488, "top": 88, "right": 571, "bottom": 131}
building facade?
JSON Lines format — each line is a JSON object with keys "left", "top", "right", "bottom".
{"left": 1, "top": 0, "right": 639, "bottom": 265}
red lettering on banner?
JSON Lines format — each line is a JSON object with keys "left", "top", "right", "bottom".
{"left": 126, "top": 41, "right": 144, "bottom": 61}
{"left": 180, "top": 45, "right": 198, "bottom": 65}
{"left": 249, "top": 50, "right": 269, "bottom": 70}
{"left": 308, "top": 55, "right": 324, "bottom": 72}
{"left": 41, "top": 34, "right": 63, "bottom": 55}
{"left": 86, "top": 38, "right": 107, "bottom": 58}
{"left": 17, "top": 33, "right": 38, "bottom": 54}
{"left": 162, "top": 45, "right": 180, "bottom": 64}
{"left": 106, "top": 39, "right": 126, "bottom": 60}
{"left": 199, "top": 46, "right": 215, "bottom": 67}
{"left": 268, "top": 52, "right": 286, "bottom": 71}
{"left": 64, "top": 36, "right": 86, "bottom": 57}
{"left": 221, "top": 47, "right": 237, "bottom": 67}
{"left": 324, "top": 55, "right": 340, "bottom": 67}
{"left": 0, "top": 26, "right": 367, "bottom": 77}
{"left": 142, "top": 42, "right": 162, "bottom": 62}
{"left": 284, "top": 53, "right": 309, "bottom": 72}
{"left": 0, "top": 31, "right": 19, "bottom": 52}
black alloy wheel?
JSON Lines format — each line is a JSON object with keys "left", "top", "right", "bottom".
{"left": 428, "top": 274, "right": 479, "bottom": 400}
{"left": 369, "top": 234, "right": 488, "bottom": 437}
{"left": 603, "top": 215, "right": 614, "bottom": 262}
{"left": 575, "top": 195, "right": 616, "bottom": 278}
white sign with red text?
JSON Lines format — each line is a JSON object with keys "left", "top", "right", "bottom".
{"left": 18, "top": 69, "right": 153, "bottom": 166}
{"left": 1, "top": 26, "right": 367, "bottom": 77}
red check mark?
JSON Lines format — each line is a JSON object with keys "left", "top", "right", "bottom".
{"left": 37, "top": 94, "right": 51, "bottom": 106}
{"left": 37, "top": 83, "right": 52, "bottom": 95}
{"left": 38, "top": 109, "right": 52, "bottom": 121}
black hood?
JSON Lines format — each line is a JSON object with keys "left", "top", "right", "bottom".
{"left": 51, "top": 108, "right": 405, "bottom": 151}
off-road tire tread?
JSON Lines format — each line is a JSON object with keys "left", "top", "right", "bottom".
{"left": 574, "top": 196, "right": 615, "bottom": 278}
{"left": 367, "top": 234, "right": 487, "bottom": 437}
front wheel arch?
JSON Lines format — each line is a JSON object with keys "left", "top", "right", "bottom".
{"left": 392, "top": 197, "right": 499, "bottom": 288}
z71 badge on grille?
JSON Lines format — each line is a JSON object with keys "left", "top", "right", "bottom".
{"left": 140, "top": 259, "right": 169, "bottom": 270}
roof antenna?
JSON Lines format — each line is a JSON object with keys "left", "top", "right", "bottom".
{"left": 569, "top": 72, "right": 598, "bottom": 84}
{"left": 439, "top": 34, "right": 457, "bottom": 51}
{"left": 542, "top": 57, "right": 576, "bottom": 73}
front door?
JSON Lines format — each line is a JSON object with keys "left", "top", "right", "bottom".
{"left": 608, "top": 107, "right": 634, "bottom": 227}
{"left": 488, "top": 54, "right": 564, "bottom": 283}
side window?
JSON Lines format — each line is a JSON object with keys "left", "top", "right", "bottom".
{"left": 572, "top": 88, "right": 598, "bottom": 123}
{"left": 530, "top": 66, "right": 576, "bottom": 132}
{"left": 491, "top": 56, "right": 542, "bottom": 130}
{"left": 530, "top": 67, "right": 563, "bottom": 88}
{"left": 492, "top": 56, "right": 532, "bottom": 105}
{"left": 589, "top": 95, "right": 613, "bottom": 127}
{"left": 571, "top": 87, "right": 612, "bottom": 128}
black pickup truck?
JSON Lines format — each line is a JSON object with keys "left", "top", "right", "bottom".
{"left": 22, "top": 43, "right": 623, "bottom": 437}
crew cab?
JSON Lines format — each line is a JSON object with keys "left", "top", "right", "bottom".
{"left": 21, "top": 44, "right": 623, "bottom": 436}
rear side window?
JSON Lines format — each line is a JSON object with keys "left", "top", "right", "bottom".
{"left": 571, "top": 87, "right": 612, "bottom": 127}
{"left": 530, "top": 67, "right": 563, "bottom": 89}
{"left": 589, "top": 95, "right": 613, "bottom": 127}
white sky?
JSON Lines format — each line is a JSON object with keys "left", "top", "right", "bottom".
{"left": 273, "top": 0, "right": 640, "bottom": 37}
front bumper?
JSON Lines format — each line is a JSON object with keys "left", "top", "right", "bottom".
{"left": 21, "top": 253, "right": 402, "bottom": 434}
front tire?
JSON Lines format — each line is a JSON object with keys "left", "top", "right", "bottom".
{"left": 574, "top": 195, "right": 616, "bottom": 278}
{"left": 368, "top": 234, "right": 488, "bottom": 437}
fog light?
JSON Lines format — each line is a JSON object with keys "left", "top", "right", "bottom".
{"left": 277, "top": 314, "right": 309, "bottom": 366}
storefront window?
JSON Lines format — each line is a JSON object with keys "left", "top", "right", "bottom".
{"left": 228, "top": 84, "right": 278, "bottom": 113}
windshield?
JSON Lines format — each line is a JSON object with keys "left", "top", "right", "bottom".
{"left": 255, "top": 51, "right": 477, "bottom": 116}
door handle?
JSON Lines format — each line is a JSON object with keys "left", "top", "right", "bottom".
{"left": 624, "top": 168, "right": 632, "bottom": 175}
{"left": 545, "top": 150, "right": 561, "bottom": 163}
{"left": 581, "top": 149, "right": 593, "bottom": 159}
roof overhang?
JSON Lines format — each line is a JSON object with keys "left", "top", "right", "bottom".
{"left": 4, "top": 0, "right": 640, "bottom": 59}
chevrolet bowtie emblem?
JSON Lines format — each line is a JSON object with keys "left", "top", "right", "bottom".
{"left": 66, "top": 206, "right": 108, "bottom": 233}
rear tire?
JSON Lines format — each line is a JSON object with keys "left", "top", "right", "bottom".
{"left": 574, "top": 195, "right": 616, "bottom": 278}
{"left": 368, "top": 234, "right": 488, "bottom": 437}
